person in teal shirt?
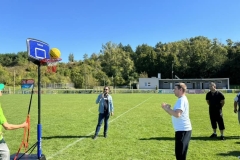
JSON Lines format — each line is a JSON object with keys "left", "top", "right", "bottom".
{"left": 0, "top": 83, "right": 28, "bottom": 159}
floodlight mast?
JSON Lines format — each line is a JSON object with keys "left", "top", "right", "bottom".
{"left": 172, "top": 61, "right": 174, "bottom": 81}
{"left": 171, "top": 61, "right": 174, "bottom": 89}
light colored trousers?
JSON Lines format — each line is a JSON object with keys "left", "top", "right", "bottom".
{"left": 0, "top": 143, "right": 10, "bottom": 160}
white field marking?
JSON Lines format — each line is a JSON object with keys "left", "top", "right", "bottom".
{"left": 88, "top": 106, "right": 97, "bottom": 114}
{"left": 108, "top": 96, "right": 152, "bottom": 123}
{"left": 47, "top": 96, "right": 152, "bottom": 159}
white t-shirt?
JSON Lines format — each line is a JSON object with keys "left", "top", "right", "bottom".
{"left": 172, "top": 96, "right": 192, "bottom": 131}
{"left": 234, "top": 93, "right": 240, "bottom": 102}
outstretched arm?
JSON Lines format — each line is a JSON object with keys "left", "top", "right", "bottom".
{"left": 2, "top": 121, "right": 27, "bottom": 130}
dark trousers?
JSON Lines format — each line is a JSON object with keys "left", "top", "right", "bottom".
{"left": 95, "top": 112, "right": 110, "bottom": 136}
{"left": 175, "top": 130, "right": 192, "bottom": 160}
{"left": 209, "top": 110, "right": 225, "bottom": 130}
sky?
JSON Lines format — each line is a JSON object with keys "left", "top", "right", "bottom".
{"left": 0, "top": 0, "right": 240, "bottom": 62}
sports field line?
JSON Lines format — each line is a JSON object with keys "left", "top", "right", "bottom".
{"left": 47, "top": 96, "right": 153, "bottom": 159}
{"left": 88, "top": 106, "right": 97, "bottom": 115}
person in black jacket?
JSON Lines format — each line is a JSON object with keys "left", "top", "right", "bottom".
{"left": 206, "top": 82, "right": 225, "bottom": 140}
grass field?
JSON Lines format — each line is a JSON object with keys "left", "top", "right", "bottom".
{"left": 1, "top": 93, "right": 240, "bottom": 160}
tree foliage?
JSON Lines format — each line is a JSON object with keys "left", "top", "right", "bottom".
{"left": 0, "top": 36, "right": 240, "bottom": 88}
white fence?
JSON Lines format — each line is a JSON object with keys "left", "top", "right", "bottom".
{"left": 2, "top": 89, "right": 240, "bottom": 94}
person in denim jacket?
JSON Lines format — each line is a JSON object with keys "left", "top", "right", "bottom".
{"left": 93, "top": 86, "right": 114, "bottom": 139}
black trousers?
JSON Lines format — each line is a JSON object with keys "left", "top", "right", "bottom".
{"left": 209, "top": 109, "right": 225, "bottom": 130}
{"left": 175, "top": 130, "right": 192, "bottom": 160}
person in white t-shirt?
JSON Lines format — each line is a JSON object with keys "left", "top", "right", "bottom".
{"left": 161, "top": 83, "right": 192, "bottom": 160}
{"left": 234, "top": 92, "right": 240, "bottom": 123}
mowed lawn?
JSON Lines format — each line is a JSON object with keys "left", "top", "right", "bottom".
{"left": 1, "top": 93, "right": 240, "bottom": 160}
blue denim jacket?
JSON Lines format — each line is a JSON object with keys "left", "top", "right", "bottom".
{"left": 96, "top": 94, "right": 114, "bottom": 114}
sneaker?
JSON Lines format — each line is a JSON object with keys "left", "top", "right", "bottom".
{"left": 210, "top": 133, "right": 217, "bottom": 138}
{"left": 104, "top": 133, "right": 107, "bottom": 138}
{"left": 92, "top": 135, "right": 97, "bottom": 140}
{"left": 220, "top": 136, "right": 225, "bottom": 140}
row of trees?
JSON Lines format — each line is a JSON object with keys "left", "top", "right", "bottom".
{"left": 0, "top": 36, "right": 240, "bottom": 88}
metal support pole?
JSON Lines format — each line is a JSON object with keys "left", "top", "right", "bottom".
{"left": 37, "top": 63, "right": 42, "bottom": 158}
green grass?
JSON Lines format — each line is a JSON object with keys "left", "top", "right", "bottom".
{"left": 1, "top": 93, "right": 240, "bottom": 160}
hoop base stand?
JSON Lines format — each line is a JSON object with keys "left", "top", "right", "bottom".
{"left": 10, "top": 153, "right": 46, "bottom": 160}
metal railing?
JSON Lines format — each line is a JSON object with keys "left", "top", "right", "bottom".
{"left": 2, "top": 89, "right": 240, "bottom": 94}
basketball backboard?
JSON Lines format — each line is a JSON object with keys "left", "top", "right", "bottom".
{"left": 27, "top": 38, "right": 50, "bottom": 64}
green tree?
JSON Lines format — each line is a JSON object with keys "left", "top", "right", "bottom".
{"left": 68, "top": 53, "right": 74, "bottom": 62}
{"left": 135, "top": 44, "right": 157, "bottom": 77}
{"left": 100, "top": 42, "right": 135, "bottom": 85}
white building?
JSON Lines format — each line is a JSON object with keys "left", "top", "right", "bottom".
{"left": 139, "top": 76, "right": 230, "bottom": 90}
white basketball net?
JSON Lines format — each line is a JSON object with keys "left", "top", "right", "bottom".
{"left": 40, "top": 58, "right": 61, "bottom": 73}
{"left": 47, "top": 61, "right": 58, "bottom": 72}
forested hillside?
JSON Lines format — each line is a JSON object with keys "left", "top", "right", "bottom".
{"left": 0, "top": 36, "right": 240, "bottom": 88}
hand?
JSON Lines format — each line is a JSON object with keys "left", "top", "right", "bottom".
{"left": 22, "top": 122, "right": 28, "bottom": 128}
{"left": 111, "top": 112, "right": 114, "bottom": 116}
{"left": 161, "top": 103, "right": 170, "bottom": 110}
{"left": 161, "top": 103, "right": 166, "bottom": 109}
{"left": 234, "top": 108, "right": 237, "bottom": 113}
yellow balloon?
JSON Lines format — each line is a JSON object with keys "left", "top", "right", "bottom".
{"left": 49, "top": 48, "right": 61, "bottom": 59}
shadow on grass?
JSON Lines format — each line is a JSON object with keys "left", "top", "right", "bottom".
{"left": 42, "top": 135, "right": 92, "bottom": 140}
{"left": 217, "top": 151, "right": 240, "bottom": 157}
{"left": 139, "top": 136, "right": 240, "bottom": 141}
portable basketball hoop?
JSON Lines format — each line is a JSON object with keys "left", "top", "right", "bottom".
{"left": 10, "top": 38, "right": 59, "bottom": 160}
{"left": 40, "top": 58, "right": 62, "bottom": 72}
